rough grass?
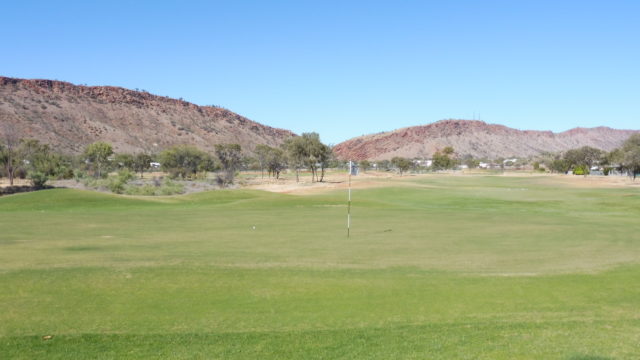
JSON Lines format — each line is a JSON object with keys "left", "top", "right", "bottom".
{"left": 1, "top": 175, "right": 639, "bottom": 359}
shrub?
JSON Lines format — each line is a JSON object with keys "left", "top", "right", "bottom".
{"left": 159, "top": 179, "right": 185, "bottom": 195}
{"left": 122, "top": 178, "right": 185, "bottom": 196}
{"left": 74, "top": 170, "right": 88, "bottom": 182}
{"left": 57, "top": 166, "right": 75, "bottom": 179}
{"left": 160, "top": 145, "right": 213, "bottom": 179}
{"left": 124, "top": 185, "right": 157, "bottom": 196}
{"left": 573, "top": 165, "right": 588, "bottom": 176}
{"left": 107, "top": 169, "right": 136, "bottom": 194}
{"left": 28, "top": 171, "right": 49, "bottom": 189}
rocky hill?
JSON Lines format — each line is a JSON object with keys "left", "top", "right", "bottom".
{"left": 0, "top": 76, "right": 294, "bottom": 154}
{"left": 334, "top": 119, "right": 638, "bottom": 160}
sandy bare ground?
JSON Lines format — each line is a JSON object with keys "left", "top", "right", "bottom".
{"left": 242, "top": 171, "right": 400, "bottom": 195}
{"left": 530, "top": 173, "right": 640, "bottom": 188}
{"left": 1, "top": 171, "right": 638, "bottom": 194}
{"left": 242, "top": 171, "right": 640, "bottom": 195}
{"left": 0, "top": 178, "right": 31, "bottom": 188}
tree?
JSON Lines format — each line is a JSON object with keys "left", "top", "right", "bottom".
{"left": 254, "top": 144, "right": 271, "bottom": 179}
{"left": 300, "top": 133, "right": 324, "bottom": 182}
{"left": 532, "top": 161, "right": 541, "bottom": 171}
{"left": 283, "top": 136, "right": 306, "bottom": 182}
{"left": 563, "top": 146, "right": 603, "bottom": 176}
{"left": 549, "top": 157, "right": 570, "bottom": 174}
{"left": 0, "top": 125, "right": 20, "bottom": 186}
{"left": 602, "top": 148, "right": 624, "bottom": 168}
{"left": 215, "top": 144, "right": 242, "bottom": 185}
{"left": 391, "top": 157, "right": 412, "bottom": 176}
{"left": 432, "top": 147, "right": 456, "bottom": 171}
{"left": 316, "top": 143, "right": 333, "bottom": 182}
{"left": 621, "top": 134, "right": 640, "bottom": 180}
{"left": 6, "top": 139, "right": 73, "bottom": 188}
{"left": 284, "top": 133, "right": 330, "bottom": 183}
{"left": 359, "top": 160, "right": 371, "bottom": 173}
{"left": 461, "top": 154, "right": 479, "bottom": 169}
{"left": 160, "top": 145, "right": 211, "bottom": 179}
{"left": 442, "top": 146, "right": 455, "bottom": 156}
{"left": 494, "top": 157, "right": 505, "bottom": 173}
{"left": 266, "top": 146, "right": 287, "bottom": 179}
{"left": 623, "top": 149, "right": 640, "bottom": 180}
{"left": 114, "top": 153, "right": 135, "bottom": 171}
{"left": 84, "top": 142, "right": 114, "bottom": 178}
{"left": 622, "top": 133, "right": 640, "bottom": 149}
{"left": 133, "top": 153, "right": 153, "bottom": 178}
{"left": 20, "top": 139, "right": 53, "bottom": 188}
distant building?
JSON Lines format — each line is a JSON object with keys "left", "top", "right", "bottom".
{"left": 414, "top": 159, "right": 433, "bottom": 167}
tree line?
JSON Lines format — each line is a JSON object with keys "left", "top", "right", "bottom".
{"left": 0, "top": 131, "right": 336, "bottom": 190}
{"left": 354, "top": 135, "right": 640, "bottom": 179}
{"left": 538, "top": 134, "right": 640, "bottom": 178}
{"left": 3, "top": 131, "right": 640, "bottom": 191}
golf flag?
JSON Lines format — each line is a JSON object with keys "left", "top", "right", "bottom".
{"left": 348, "top": 161, "right": 359, "bottom": 176}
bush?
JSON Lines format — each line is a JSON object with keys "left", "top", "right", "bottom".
{"left": 76, "top": 168, "right": 185, "bottom": 196}
{"left": 74, "top": 170, "right": 88, "bottom": 182}
{"left": 117, "top": 169, "right": 136, "bottom": 182}
{"left": 107, "top": 169, "right": 136, "bottom": 194}
{"left": 573, "top": 165, "right": 588, "bottom": 176}
{"left": 108, "top": 178, "right": 125, "bottom": 194}
{"left": 80, "top": 176, "right": 101, "bottom": 189}
{"left": 57, "top": 167, "right": 75, "bottom": 179}
{"left": 159, "top": 179, "right": 184, "bottom": 195}
{"left": 124, "top": 185, "right": 157, "bottom": 196}
{"left": 122, "top": 178, "right": 185, "bottom": 196}
{"left": 28, "top": 171, "right": 49, "bottom": 189}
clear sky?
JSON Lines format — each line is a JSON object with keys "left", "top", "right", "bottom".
{"left": 2, "top": 0, "right": 638, "bottom": 144}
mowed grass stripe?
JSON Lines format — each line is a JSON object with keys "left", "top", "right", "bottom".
{"left": 2, "top": 266, "right": 640, "bottom": 336}
{"left": 2, "top": 321, "right": 639, "bottom": 360}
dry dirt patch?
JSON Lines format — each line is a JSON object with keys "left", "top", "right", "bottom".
{"left": 244, "top": 171, "right": 640, "bottom": 195}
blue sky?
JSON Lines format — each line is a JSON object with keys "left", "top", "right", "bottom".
{"left": 2, "top": 1, "right": 638, "bottom": 144}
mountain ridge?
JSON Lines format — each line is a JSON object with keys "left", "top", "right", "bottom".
{"left": 0, "top": 76, "right": 294, "bottom": 154}
{"left": 333, "top": 119, "right": 638, "bottom": 160}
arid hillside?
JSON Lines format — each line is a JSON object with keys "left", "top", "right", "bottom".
{"left": 0, "top": 76, "right": 294, "bottom": 153}
{"left": 334, "top": 119, "right": 638, "bottom": 160}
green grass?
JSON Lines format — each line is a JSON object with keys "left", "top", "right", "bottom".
{"left": 1, "top": 175, "right": 639, "bottom": 359}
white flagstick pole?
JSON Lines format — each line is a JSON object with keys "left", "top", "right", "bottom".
{"left": 347, "top": 161, "right": 352, "bottom": 238}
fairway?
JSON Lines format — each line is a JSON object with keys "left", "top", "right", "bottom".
{"left": 1, "top": 174, "right": 640, "bottom": 359}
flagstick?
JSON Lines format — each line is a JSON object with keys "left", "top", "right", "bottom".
{"left": 347, "top": 162, "right": 352, "bottom": 238}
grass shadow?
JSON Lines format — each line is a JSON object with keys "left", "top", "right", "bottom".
{"left": 567, "top": 355, "right": 614, "bottom": 360}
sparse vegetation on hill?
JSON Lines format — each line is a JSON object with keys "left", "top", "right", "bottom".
{"left": 0, "top": 76, "right": 294, "bottom": 154}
